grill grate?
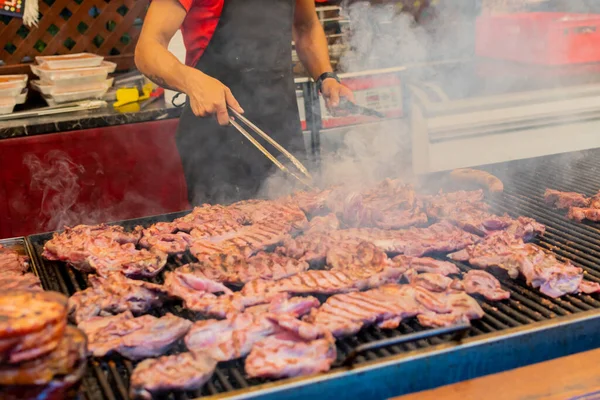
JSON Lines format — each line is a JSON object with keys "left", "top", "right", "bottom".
{"left": 25, "top": 149, "right": 600, "bottom": 400}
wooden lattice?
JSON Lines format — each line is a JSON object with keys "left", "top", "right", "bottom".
{"left": 0, "top": 0, "right": 149, "bottom": 74}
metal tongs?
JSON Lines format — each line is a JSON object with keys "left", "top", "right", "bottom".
{"left": 228, "top": 106, "right": 315, "bottom": 189}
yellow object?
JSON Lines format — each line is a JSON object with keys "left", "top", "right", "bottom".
{"left": 112, "top": 83, "right": 152, "bottom": 108}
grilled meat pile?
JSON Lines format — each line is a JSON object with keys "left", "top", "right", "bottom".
{"left": 0, "top": 244, "right": 41, "bottom": 292}
{"left": 0, "top": 291, "right": 87, "bottom": 399}
{"left": 545, "top": 188, "right": 600, "bottom": 222}
{"left": 41, "top": 175, "right": 600, "bottom": 398}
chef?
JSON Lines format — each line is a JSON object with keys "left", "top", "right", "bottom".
{"left": 135, "top": 0, "right": 353, "bottom": 205}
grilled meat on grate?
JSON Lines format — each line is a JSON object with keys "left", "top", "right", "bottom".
{"left": 189, "top": 251, "right": 310, "bottom": 285}
{"left": 448, "top": 232, "right": 599, "bottom": 298}
{"left": 325, "top": 241, "right": 391, "bottom": 272}
{"left": 416, "top": 291, "right": 485, "bottom": 328}
{"left": 449, "top": 168, "right": 504, "bottom": 193}
{"left": 138, "top": 232, "right": 193, "bottom": 255}
{"left": 0, "top": 244, "right": 29, "bottom": 274}
{"left": 544, "top": 189, "right": 590, "bottom": 209}
{"left": 79, "top": 311, "right": 191, "bottom": 360}
{"left": 245, "top": 326, "right": 337, "bottom": 379}
{"left": 0, "top": 244, "right": 41, "bottom": 292}
{"left": 68, "top": 273, "right": 168, "bottom": 323}
{"left": 406, "top": 272, "right": 456, "bottom": 292}
{"left": 184, "top": 296, "right": 319, "bottom": 361}
{"left": 303, "top": 213, "right": 340, "bottom": 234}
{"left": 130, "top": 352, "right": 217, "bottom": 400}
{"left": 392, "top": 255, "right": 460, "bottom": 276}
{"left": 462, "top": 270, "right": 510, "bottom": 301}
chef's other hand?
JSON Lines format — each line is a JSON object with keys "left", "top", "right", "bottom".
{"left": 321, "top": 78, "right": 354, "bottom": 115}
{"left": 184, "top": 69, "right": 244, "bottom": 126}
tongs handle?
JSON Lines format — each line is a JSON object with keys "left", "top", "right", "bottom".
{"left": 341, "top": 322, "right": 471, "bottom": 367}
{"left": 228, "top": 107, "right": 312, "bottom": 179}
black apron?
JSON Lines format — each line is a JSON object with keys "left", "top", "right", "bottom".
{"left": 176, "top": 0, "right": 305, "bottom": 206}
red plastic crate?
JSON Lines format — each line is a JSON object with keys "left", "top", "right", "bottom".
{"left": 476, "top": 13, "right": 600, "bottom": 65}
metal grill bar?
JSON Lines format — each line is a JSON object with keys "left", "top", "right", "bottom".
{"left": 25, "top": 149, "right": 600, "bottom": 399}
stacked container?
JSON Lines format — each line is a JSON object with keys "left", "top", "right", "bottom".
{"left": 30, "top": 53, "right": 116, "bottom": 106}
{"left": 0, "top": 75, "right": 28, "bottom": 115}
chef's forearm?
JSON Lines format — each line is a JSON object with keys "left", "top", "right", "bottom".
{"left": 293, "top": 17, "right": 334, "bottom": 80}
{"left": 135, "top": 37, "right": 191, "bottom": 93}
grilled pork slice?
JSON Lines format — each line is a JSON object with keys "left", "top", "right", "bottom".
{"left": 0, "top": 326, "right": 87, "bottom": 386}
{"left": 43, "top": 224, "right": 141, "bottom": 268}
{"left": 245, "top": 329, "right": 337, "bottom": 379}
{"left": 0, "top": 245, "right": 29, "bottom": 274}
{"left": 407, "top": 272, "right": 456, "bottom": 293}
{"left": 138, "top": 232, "right": 192, "bottom": 255}
{"left": 241, "top": 262, "right": 406, "bottom": 298}
{"left": 325, "top": 241, "right": 391, "bottom": 272}
{"left": 449, "top": 168, "right": 504, "bottom": 193}
{"left": 304, "top": 213, "right": 340, "bottom": 234}
{"left": 68, "top": 273, "right": 167, "bottom": 323}
{"left": 304, "top": 284, "right": 422, "bottom": 337}
{"left": 462, "top": 270, "right": 510, "bottom": 301}
{"left": 79, "top": 312, "right": 191, "bottom": 360}
{"left": 184, "top": 297, "right": 319, "bottom": 361}
{"left": 191, "top": 252, "right": 310, "bottom": 285}
{"left": 164, "top": 270, "right": 264, "bottom": 318}
{"left": 417, "top": 292, "right": 484, "bottom": 328}
{"left": 544, "top": 189, "right": 590, "bottom": 209}
{"left": 172, "top": 204, "right": 249, "bottom": 233}
{"left": 86, "top": 243, "right": 168, "bottom": 278}
{"left": 392, "top": 255, "right": 460, "bottom": 276}
{"left": 130, "top": 352, "right": 217, "bottom": 400}
{"left": 568, "top": 207, "right": 600, "bottom": 222}
{"left": 448, "top": 233, "right": 589, "bottom": 298}
{"left": 0, "top": 273, "right": 42, "bottom": 292}
{"left": 288, "top": 188, "right": 335, "bottom": 215}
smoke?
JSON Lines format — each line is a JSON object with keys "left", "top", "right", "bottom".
{"left": 23, "top": 151, "right": 164, "bottom": 232}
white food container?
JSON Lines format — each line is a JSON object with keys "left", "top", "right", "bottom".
{"left": 39, "top": 80, "right": 113, "bottom": 106}
{"left": 0, "top": 98, "right": 16, "bottom": 115}
{"left": 15, "top": 88, "right": 28, "bottom": 104}
{"left": 30, "top": 61, "right": 116, "bottom": 82}
{"left": 35, "top": 53, "right": 104, "bottom": 69}
{"left": 31, "top": 78, "right": 114, "bottom": 96}
{"left": 0, "top": 75, "right": 28, "bottom": 91}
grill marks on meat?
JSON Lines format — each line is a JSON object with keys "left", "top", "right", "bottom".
{"left": 190, "top": 252, "right": 310, "bottom": 285}
{"left": 544, "top": 189, "right": 590, "bottom": 209}
{"left": 68, "top": 274, "right": 167, "bottom": 323}
{"left": 304, "top": 213, "right": 340, "bottom": 234}
{"left": 462, "top": 270, "right": 510, "bottom": 301}
{"left": 392, "top": 255, "right": 460, "bottom": 276}
{"left": 448, "top": 233, "right": 595, "bottom": 298}
{"left": 139, "top": 232, "right": 192, "bottom": 255}
{"left": 326, "top": 241, "right": 391, "bottom": 272}
{"left": 79, "top": 312, "right": 191, "bottom": 360}
{"left": 304, "top": 283, "right": 484, "bottom": 337}
{"left": 130, "top": 352, "right": 217, "bottom": 400}
{"left": 0, "top": 245, "right": 41, "bottom": 292}
{"left": 43, "top": 224, "right": 167, "bottom": 278}
{"left": 184, "top": 297, "right": 319, "bottom": 361}
{"left": 245, "top": 328, "right": 336, "bottom": 379}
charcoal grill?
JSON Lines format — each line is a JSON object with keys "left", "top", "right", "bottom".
{"left": 25, "top": 148, "right": 600, "bottom": 400}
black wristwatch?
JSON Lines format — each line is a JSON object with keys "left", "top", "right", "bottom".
{"left": 316, "top": 72, "right": 340, "bottom": 93}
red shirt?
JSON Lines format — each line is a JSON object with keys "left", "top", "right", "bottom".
{"left": 177, "top": 0, "right": 224, "bottom": 67}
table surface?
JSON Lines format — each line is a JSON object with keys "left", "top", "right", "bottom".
{"left": 392, "top": 348, "right": 600, "bottom": 400}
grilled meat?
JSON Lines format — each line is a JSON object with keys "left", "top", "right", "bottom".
{"left": 462, "top": 270, "right": 510, "bottom": 301}
{"left": 303, "top": 284, "right": 421, "bottom": 337}
{"left": 241, "top": 260, "right": 406, "bottom": 298}
{"left": 448, "top": 232, "right": 587, "bottom": 298}
{"left": 0, "top": 245, "right": 29, "bottom": 274}
{"left": 245, "top": 329, "right": 336, "bottom": 379}
{"left": 544, "top": 189, "right": 590, "bottom": 209}
{"left": 568, "top": 207, "right": 600, "bottom": 222}
{"left": 407, "top": 272, "right": 455, "bottom": 292}
{"left": 184, "top": 296, "right": 319, "bottom": 361}
{"left": 578, "top": 280, "right": 600, "bottom": 294}
{"left": 138, "top": 232, "right": 192, "bottom": 255}
{"left": 417, "top": 292, "right": 484, "bottom": 328}
{"left": 130, "top": 352, "right": 217, "bottom": 400}
{"left": 288, "top": 188, "right": 335, "bottom": 215}
{"left": 68, "top": 273, "right": 167, "bottom": 323}
{"left": 190, "top": 252, "right": 310, "bottom": 285}
{"left": 79, "top": 311, "right": 191, "bottom": 360}
{"left": 326, "top": 241, "right": 391, "bottom": 272}
{"left": 0, "top": 273, "right": 42, "bottom": 292}
{"left": 0, "top": 326, "right": 87, "bottom": 386}
{"left": 277, "top": 233, "right": 363, "bottom": 263}
{"left": 304, "top": 213, "right": 340, "bottom": 234}
{"left": 392, "top": 255, "right": 460, "bottom": 276}
{"left": 449, "top": 168, "right": 504, "bottom": 193}
{"left": 87, "top": 244, "right": 168, "bottom": 278}
{"left": 173, "top": 204, "right": 249, "bottom": 233}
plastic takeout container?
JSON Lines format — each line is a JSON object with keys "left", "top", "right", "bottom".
{"left": 15, "top": 89, "right": 28, "bottom": 105}
{"left": 35, "top": 53, "right": 104, "bottom": 69}
{"left": 30, "top": 61, "right": 116, "bottom": 82}
{"left": 0, "top": 75, "right": 28, "bottom": 90}
{"left": 31, "top": 78, "right": 114, "bottom": 96}
{"left": 0, "top": 98, "right": 16, "bottom": 115}
{"left": 40, "top": 80, "right": 113, "bottom": 106}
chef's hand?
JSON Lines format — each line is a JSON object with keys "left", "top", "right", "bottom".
{"left": 184, "top": 69, "right": 244, "bottom": 126}
{"left": 321, "top": 78, "right": 354, "bottom": 115}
